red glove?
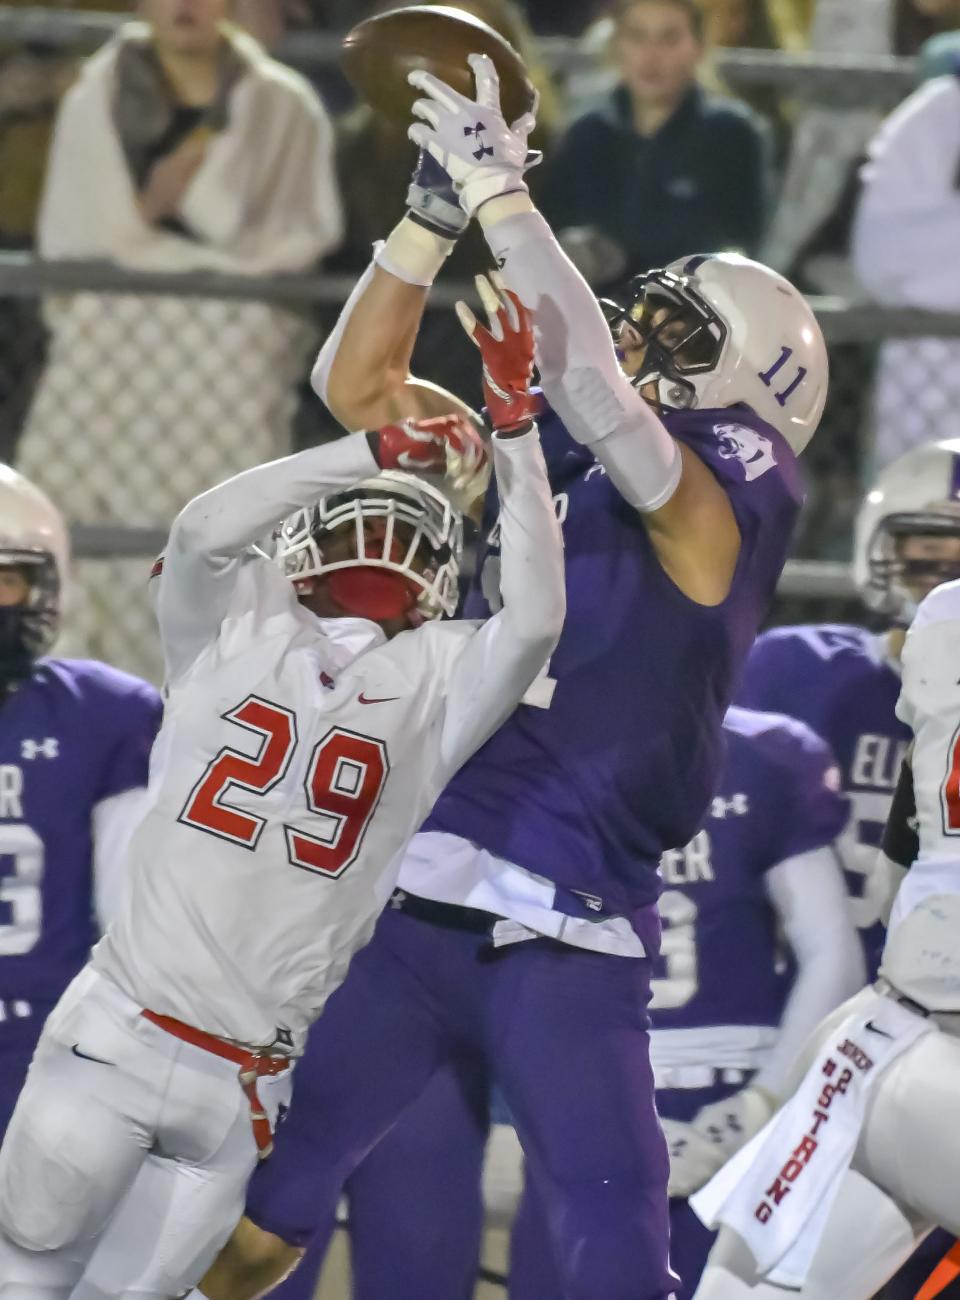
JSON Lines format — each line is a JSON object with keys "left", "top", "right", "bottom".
{"left": 456, "top": 272, "right": 540, "bottom": 434}
{"left": 374, "top": 413, "right": 487, "bottom": 477}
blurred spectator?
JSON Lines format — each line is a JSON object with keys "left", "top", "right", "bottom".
{"left": 519, "top": 0, "right": 607, "bottom": 34}
{"left": 16, "top": 0, "right": 342, "bottom": 681}
{"left": 762, "top": 0, "right": 960, "bottom": 287}
{"left": 0, "top": 2, "right": 130, "bottom": 469}
{"left": 852, "top": 72, "right": 960, "bottom": 470}
{"left": 540, "top": 0, "right": 771, "bottom": 290}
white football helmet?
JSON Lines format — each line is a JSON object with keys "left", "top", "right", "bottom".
{"left": 273, "top": 471, "right": 463, "bottom": 621}
{"left": 0, "top": 462, "right": 69, "bottom": 658}
{"left": 604, "top": 253, "right": 829, "bottom": 454}
{"left": 853, "top": 438, "right": 960, "bottom": 622}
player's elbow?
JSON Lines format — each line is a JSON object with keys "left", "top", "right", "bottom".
{"left": 314, "top": 342, "right": 407, "bottom": 433}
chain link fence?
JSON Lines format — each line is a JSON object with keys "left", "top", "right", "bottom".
{"left": 2, "top": 257, "right": 957, "bottom": 680}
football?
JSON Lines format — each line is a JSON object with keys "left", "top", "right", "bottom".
{"left": 342, "top": 5, "right": 536, "bottom": 126}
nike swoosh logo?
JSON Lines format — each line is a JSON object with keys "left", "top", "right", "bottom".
{"left": 71, "top": 1043, "right": 116, "bottom": 1066}
{"left": 864, "top": 1020, "right": 894, "bottom": 1038}
{"left": 358, "top": 693, "right": 400, "bottom": 706}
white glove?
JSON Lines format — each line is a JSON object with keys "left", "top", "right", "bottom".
{"left": 690, "top": 1086, "right": 776, "bottom": 1169}
{"left": 407, "top": 53, "right": 540, "bottom": 218}
{"left": 661, "top": 1118, "right": 725, "bottom": 1200}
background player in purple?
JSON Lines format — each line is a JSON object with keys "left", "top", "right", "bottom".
{"left": 0, "top": 464, "right": 161, "bottom": 1142}
{"left": 735, "top": 435, "right": 960, "bottom": 1300}
{"left": 506, "top": 705, "right": 862, "bottom": 1300}
{"left": 192, "top": 55, "right": 827, "bottom": 1300}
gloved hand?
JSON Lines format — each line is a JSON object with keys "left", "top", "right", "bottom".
{"left": 407, "top": 52, "right": 540, "bottom": 218}
{"left": 456, "top": 271, "right": 539, "bottom": 435}
{"left": 690, "top": 1085, "right": 776, "bottom": 1175}
{"left": 661, "top": 1118, "right": 725, "bottom": 1200}
{"left": 372, "top": 413, "right": 490, "bottom": 512}
{"left": 406, "top": 148, "right": 468, "bottom": 239}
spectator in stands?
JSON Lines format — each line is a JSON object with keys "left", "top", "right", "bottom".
{"left": 16, "top": 0, "right": 342, "bottom": 681}
{"left": 540, "top": 0, "right": 771, "bottom": 290}
{"left": 852, "top": 69, "right": 960, "bottom": 470}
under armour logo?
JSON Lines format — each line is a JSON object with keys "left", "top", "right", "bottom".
{"left": 711, "top": 792, "right": 749, "bottom": 819}
{"left": 21, "top": 738, "right": 59, "bottom": 761}
{"left": 464, "top": 120, "right": 494, "bottom": 160}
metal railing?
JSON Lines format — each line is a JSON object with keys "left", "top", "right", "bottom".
{"left": 1, "top": 253, "right": 942, "bottom": 677}
{"left": 0, "top": 5, "right": 920, "bottom": 103}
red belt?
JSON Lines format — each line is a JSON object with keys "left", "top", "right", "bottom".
{"left": 142, "top": 1009, "right": 290, "bottom": 1159}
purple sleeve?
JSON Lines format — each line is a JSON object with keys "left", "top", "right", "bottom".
{"left": 765, "top": 721, "right": 849, "bottom": 866}
{"left": 735, "top": 631, "right": 787, "bottom": 713}
{"left": 93, "top": 681, "right": 163, "bottom": 804}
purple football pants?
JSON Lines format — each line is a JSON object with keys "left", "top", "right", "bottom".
{"left": 245, "top": 903, "right": 676, "bottom": 1300}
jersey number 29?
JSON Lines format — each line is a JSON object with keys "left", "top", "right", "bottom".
{"left": 179, "top": 696, "right": 389, "bottom": 880}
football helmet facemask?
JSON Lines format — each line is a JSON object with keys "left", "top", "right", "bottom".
{"left": 603, "top": 253, "right": 829, "bottom": 455}
{"left": 0, "top": 464, "right": 69, "bottom": 686}
{"left": 854, "top": 439, "right": 960, "bottom": 625}
{"left": 273, "top": 471, "right": 463, "bottom": 625}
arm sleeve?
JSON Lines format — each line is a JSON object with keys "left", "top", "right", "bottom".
{"left": 92, "top": 787, "right": 153, "bottom": 931}
{"left": 437, "top": 428, "right": 565, "bottom": 776}
{"left": 756, "top": 846, "right": 867, "bottom": 1097}
{"left": 881, "top": 758, "right": 919, "bottom": 870}
{"left": 481, "top": 210, "right": 681, "bottom": 514}
{"left": 157, "top": 431, "right": 379, "bottom": 681}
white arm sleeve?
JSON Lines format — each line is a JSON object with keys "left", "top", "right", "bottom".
{"left": 92, "top": 786, "right": 152, "bottom": 932}
{"left": 438, "top": 428, "right": 565, "bottom": 776}
{"left": 481, "top": 209, "right": 681, "bottom": 513}
{"left": 755, "top": 846, "right": 867, "bottom": 1098}
{"left": 157, "top": 431, "right": 379, "bottom": 681}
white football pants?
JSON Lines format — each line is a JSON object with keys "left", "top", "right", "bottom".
{"left": 0, "top": 967, "right": 291, "bottom": 1300}
{"left": 693, "top": 992, "right": 960, "bottom": 1300}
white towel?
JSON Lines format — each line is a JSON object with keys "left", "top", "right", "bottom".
{"left": 690, "top": 990, "right": 932, "bottom": 1288}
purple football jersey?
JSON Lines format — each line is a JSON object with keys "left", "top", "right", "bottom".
{"left": 424, "top": 402, "right": 803, "bottom": 925}
{"left": 736, "top": 625, "right": 908, "bottom": 976}
{"left": 651, "top": 705, "right": 848, "bottom": 1032}
{"left": 0, "top": 659, "right": 161, "bottom": 1001}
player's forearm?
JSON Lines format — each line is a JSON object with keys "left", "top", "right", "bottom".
{"left": 313, "top": 217, "right": 458, "bottom": 431}
{"left": 440, "top": 428, "right": 564, "bottom": 774}
{"left": 170, "top": 431, "right": 379, "bottom": 560}
{"left": 757, "top": 847, "right": 867, "bottom": 1098}
{"left": 477, "top": 201, "right": 680, "bottom": 512}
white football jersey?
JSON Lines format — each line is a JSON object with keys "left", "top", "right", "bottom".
{"left": 93, "top": 430, "right": 563, "bottom": 1048}
{"left": 883, "top": 579, "right": 960, "bottom": 1008}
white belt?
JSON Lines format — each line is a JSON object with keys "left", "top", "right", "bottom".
{"left": 654, "top": 1064, "right": 751, "bottom": 1091}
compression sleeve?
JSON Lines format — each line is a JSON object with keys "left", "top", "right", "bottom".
{"left": 157, "top": 431, "right": 379, "bottom": 682}
{"left": 882, "top": 758, "right": 919, "bottom": 870}
{"left": 438, "top": 427, "right": 565, "bottom": 776}
{"left": 479, "top": 205, "right": 681, "bottom": 513}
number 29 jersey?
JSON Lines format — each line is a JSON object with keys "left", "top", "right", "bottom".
{"left": 93, "top": 560, "right": 488, "bottom": 1051}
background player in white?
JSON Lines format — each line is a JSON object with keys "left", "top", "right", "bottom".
{"left": 692, "top": 578, "right": 960, "bottom": 1300}
{"left": 0, "top": 465, "right": 161, "bottom": 1145}
{"left": 740, "top": 437, "right": 960, "bottom": 980}
{"left": 0, "top": 373, "right": 565, "bottom": 1300}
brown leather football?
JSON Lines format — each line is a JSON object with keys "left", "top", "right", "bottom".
{"left": 342, "top": 5, "right": 535, "bottom": 125}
